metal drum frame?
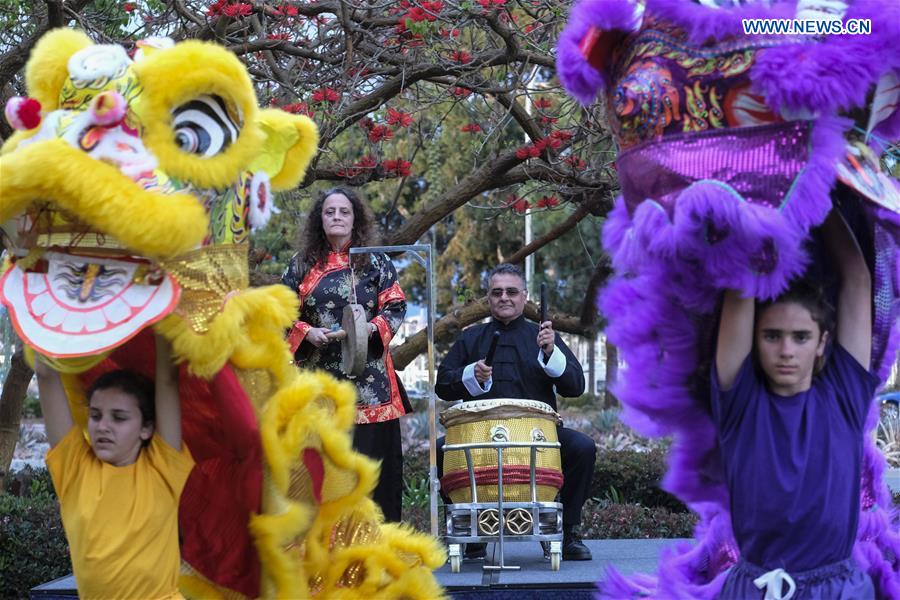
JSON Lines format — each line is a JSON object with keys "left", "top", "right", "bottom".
{"left": 443, "top": 440, "right": 563, "bottom": 572}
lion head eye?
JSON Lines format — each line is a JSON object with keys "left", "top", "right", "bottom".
{"left": 172, "top": 95, "right": 238, "bottom": 157}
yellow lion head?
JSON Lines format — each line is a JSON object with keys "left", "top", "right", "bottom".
{"left": 0, "top": 29, "right": 317, "bottom": 362}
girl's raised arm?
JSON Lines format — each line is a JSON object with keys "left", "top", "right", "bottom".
{"left": 822, "top": 209, "right": 872, "bottom": 369}
{"left": 34, "top": 356, "right": 74, "bottom": 447}
{"left": 153, "top": 334, "right": 182, "bottom": 450}
{"left": 716, "top": 289, "right": 755, "bottom": 390}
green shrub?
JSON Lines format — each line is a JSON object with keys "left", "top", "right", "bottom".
{"left": 402, "top": 477, "right": 431, "bottom": 509}
{"left": 1, "top": 470, "right": 70, "bottom": 599}
{"left": 591, "top": 408, "right": 621, "bottom": 433}
{"left": 4, "top": 465, "right": 56, "bottom": 498}
{"left": 558, "top": 393, "right": 600, "bottom": 411}
{"left": 404, "top": 446, "right": 432, "bottom": 482}
{"left": 22, "top": 394, "right": 42, "bottom": 419}
{"left": 592, "top": 449, "right": 687, "bottom": 513}
{"left": 581, "top": 502, "right": 697, "bottom": 539}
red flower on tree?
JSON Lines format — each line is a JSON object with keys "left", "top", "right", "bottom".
{"left": 123, "top": 2, "right": 136, "bottom": 12}
{"left": 422, "top": 1, "right": 444, "bottom": 16}
{"left": 207, "top": 0, "right": 227, "bottom": 15}
{"left": 565, "top": 155, "right": 588, "bottom": 170}
{"left": 551, "top": 130, "right": 573, "bottom": 141}
{"left": 281, "top": 102, "right": 314, "bottom": 118}
{"left": 452, "top": 87, "right": 472, "bottom": 98}
{"left": 386, "top": 108, "right": 413, "bottom": 128}
{"left": 535, "top": 196, "right": 560, "bottom": 209}
{"left": 311, "top": 87, "right": 340, "bottom": 103}
{"left": 383, "top": 159, "right": 412, "bottom": 177}
{"left": 368, "top": 125, "right": 394, "bottom": 143}
{"left": 460, "top": 123, "right": 482, "bottom": 133}
{"left": 406, "top": 7, "right": 429, "bottom": 22}
{"left": 355, "top": 155, "right": 378, "bottom": 169}
{"left": 533, "top": 97, "right": 553, "bottom": 109}
{"left": 276, "top": 4, "right": 299, "bottom": 16}
{"left": 450, "top": 51, "right": 472, "bottom": 64}
{"left": 504, "top": 195, "right": 530, "bottom": 214}
{"left": 222, "top": 2, "right": 253, "bottom": 17}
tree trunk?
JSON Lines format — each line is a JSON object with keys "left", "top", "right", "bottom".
{"left": 0, "top": 344, "right": 32, "bottom": 490}
{"left": 603, "top": 339, "right": 618, "bottom": 408}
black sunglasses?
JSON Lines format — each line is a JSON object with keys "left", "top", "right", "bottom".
{"left": 489, "top": 287, "right": 522, "bottom": 298}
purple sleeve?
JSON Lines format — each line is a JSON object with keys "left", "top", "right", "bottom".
{"left": 710, "top": 355, "right": 759, "bottom": 438}
{"left": 819, "top": 344, "right": 880, "bottom": 431}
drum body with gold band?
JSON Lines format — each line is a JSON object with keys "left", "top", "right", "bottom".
{"left": 440, "top": 398, "right": 563, "bottom": 503}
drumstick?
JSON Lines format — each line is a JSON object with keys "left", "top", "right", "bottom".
{"left": 540, "top": 283, "right": 550, "bottom": 362}
{"left": 484, "top": 331, "right": 501, "bottom": 366}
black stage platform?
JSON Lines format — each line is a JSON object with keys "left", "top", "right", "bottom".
{"left": 32, "top": 538, "right": 685, "bottom": 599}
{"left": 436, "top": 538, "right": 685, "bottom": 598}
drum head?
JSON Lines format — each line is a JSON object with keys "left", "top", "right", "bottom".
{"left": 341, "top": 303, "right": 368, "bottom": 377}
{"left": 439, "top": 398, "right": 561, "bottom": 427}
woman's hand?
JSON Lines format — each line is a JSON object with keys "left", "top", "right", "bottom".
{"left": 306, "top": 327, "right": 332, "bottom": 348}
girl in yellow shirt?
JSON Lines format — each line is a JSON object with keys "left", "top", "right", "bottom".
{"left": 36, "top": 334, "right": 194, "bottom": 600}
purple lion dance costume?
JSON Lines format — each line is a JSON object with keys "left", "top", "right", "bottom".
{"left": 556, "top": 0, "right": 900, "bottom": 597}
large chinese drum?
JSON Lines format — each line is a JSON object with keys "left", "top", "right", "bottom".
{"left": 440, "top": 399, "right": 563, "bottom": 503}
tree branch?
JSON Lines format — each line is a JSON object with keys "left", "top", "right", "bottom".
{"left": 0, "top": 0, "right": 92, "bottom": 90}
{"left": 505, "top": 194, "right": 607, "bottom": 265}
{"left": 386, "top": 148, "right": 526, "bottom": 245}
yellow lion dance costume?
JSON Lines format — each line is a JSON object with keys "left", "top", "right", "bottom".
{"left": 0, "top": 29, "right": 445, "bottom": 599}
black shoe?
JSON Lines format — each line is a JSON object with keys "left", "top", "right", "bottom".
{"left": 464, "top": 543, "right": 486, "bottom": 560}
{"left": 562, "top": 529, "right": 592, "bottom": 561}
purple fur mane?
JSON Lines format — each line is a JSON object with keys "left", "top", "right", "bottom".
{"left": 555, "top": 0, "right": 900, "bottom": 598}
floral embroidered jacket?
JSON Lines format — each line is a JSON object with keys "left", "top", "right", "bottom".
{"left": 282, "top": 248, "right": 407, "bottom": 424}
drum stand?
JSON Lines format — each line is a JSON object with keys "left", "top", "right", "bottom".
{"left": 443, "top": 441, "right": 564, "bottom": 572}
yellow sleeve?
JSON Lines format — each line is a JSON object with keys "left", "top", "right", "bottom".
{"left": 146, "top": 434, "right": 195, "bottom": 498}
{"left": 45, "top": 425, "right": 91, "bottom": 501}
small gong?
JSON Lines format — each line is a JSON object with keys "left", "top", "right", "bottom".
{"left": 341, "top": 303, "right": 368, "bottom": 377}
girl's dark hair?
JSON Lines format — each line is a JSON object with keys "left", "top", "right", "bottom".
{"left": 757, "top": 278, "right": 835, "bottom": 338}
{"left": 296, "top": 186, "right": 379, "bottom": 272}
{"left": 87, "top": 370, "right": 155, "bottom": 440}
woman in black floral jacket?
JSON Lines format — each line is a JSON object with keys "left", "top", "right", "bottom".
{"left": 282, "top": 187, "right": 408, "bottom": 521}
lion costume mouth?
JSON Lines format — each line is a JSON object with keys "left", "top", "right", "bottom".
{"left": 1, "top": 251, "right": 180, "bottom": 357}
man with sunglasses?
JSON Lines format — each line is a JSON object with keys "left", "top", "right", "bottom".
{"left": 436, "top": 263, "right": 596, "bottom": 562}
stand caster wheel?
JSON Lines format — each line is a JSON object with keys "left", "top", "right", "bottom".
{"left": 449, "top": 544, "right": 462, "bottom": 573}
{"left": 549, "top": 540, "right": 562, "bottom": 571}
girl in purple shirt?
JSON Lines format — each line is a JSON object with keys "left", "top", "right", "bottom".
{"left": 714, "top": 209, "right": 877, "bottom": 599}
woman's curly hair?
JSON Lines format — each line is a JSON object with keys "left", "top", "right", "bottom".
{"left": 296, "top": 186, "right": 380, "bottom": 272}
